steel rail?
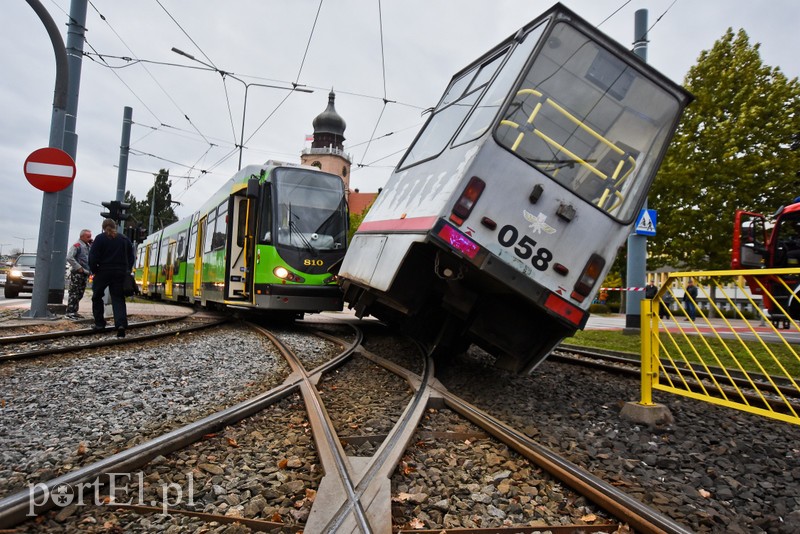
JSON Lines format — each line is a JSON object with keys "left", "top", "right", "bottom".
{"left": 354, "top": 339, "right": 657, "bottom": 534}
{"left": 434, "top": 385, "right": 695, "bottom": 534}
{"left": 0, "top": 313, "right": 193, "bottom": 344}
{"left": 0, "top": 378, "right": 298, "bottom": 529}
{"left": 249, "top": 323, "right": 373, "bottom": 533}
{"left": 553, "top": 345, "right": 800, "bottom": 413}
{"left": 0, "top": 317, "right": 229, "bottom": 362}
{"left": 0, "top": 323, "right": 359, "bottom": 530}
{"left": 322, "top": 341, "right": 433, "bottom": 533}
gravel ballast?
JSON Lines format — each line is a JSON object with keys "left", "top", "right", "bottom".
{"left": 437, "top": 346, "right": 800, "bottom": 534}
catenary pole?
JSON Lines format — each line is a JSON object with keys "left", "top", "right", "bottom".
{"left": 116, "top": 107, "right": 133, "bottom": 230}
{"left": 24, "top": 0, "right": 69, "bottom": 319}
{"left": 624, "top": 9, "right": 649, "bottom": 331}
{"left": 48, "top": 0, "right": 88, "bottom": 305}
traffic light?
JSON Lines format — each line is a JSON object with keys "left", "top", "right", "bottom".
{"left": 137, "top": 226, "right": 148, "bottom": 242}
{"left": 118, "top": 201, "right": 131, "bottom": 221}
{"left": 100, "top": 200, "right": 120, "bottom": 220}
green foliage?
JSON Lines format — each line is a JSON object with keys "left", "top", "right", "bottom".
{"left": 649, "top": 28, "right": 800, "bottom": 271}
{"left": 124, "top": 169, "right": 178, "bottom": 232}
{"left": 347, "top": 196, "right": 376, "bottom": 243}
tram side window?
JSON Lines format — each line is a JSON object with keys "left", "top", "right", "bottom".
{"left": 159, "top": 242, "right": 168, "bottom": 272}
{"left": 259, "top": 189, "right": 272, "bottom": 244}
{"left": 237, "top": 199, "right": 248, "bottom": 248}
{"left": 399, "top": 49, "right": 509, "bottom": 169}
{"left": 136, "top": 248, "right": 145, "bottom": 269}
{"left": 454, "top": 23, "right": 546, "bottom": 146}
{"left": 211, "top": 201, "right": 228, "bottom": 250}
{"left": 205, "top": 212, "right": 217, "bottom": 253}
{"left": 188, "top": 224, "right": 197, "bottom": 260}
{"left": 149, "top": 242, "right": 159, "bottom": 267}
{"left": 177, "top": 230, "right": 187, "bottom": 259}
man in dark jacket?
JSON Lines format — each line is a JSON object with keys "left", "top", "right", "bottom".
{"left": 89, "top": 219, "right": 135, "bottom": 337}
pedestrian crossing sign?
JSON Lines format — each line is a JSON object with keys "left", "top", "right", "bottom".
{"left": 634, "top": 209, "right": 657, "bottom": 236}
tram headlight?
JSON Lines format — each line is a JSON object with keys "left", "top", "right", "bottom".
{"left": 273, "top": 266, "right": 305, "bottom": 283}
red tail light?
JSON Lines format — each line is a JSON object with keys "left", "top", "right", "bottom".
{"left": 450, "top": 176, "right": 486, "bottom": 225}
{"left": 571, "top": 253, "right": 605, "bottom": 302}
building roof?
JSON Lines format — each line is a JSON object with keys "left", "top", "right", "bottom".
{"left": 312, "top": 91, "right": 346, "bottom": 138}
{"left": 349, "top": 190, "right": 378, "bottom": 215}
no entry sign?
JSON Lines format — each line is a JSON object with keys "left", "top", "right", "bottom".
{"left": 23, "top": 147, "right": 76, "bottom": 193}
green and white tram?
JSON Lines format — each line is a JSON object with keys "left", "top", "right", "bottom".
{"left": 135, "top": 161, "right": 348, "bottom": 314}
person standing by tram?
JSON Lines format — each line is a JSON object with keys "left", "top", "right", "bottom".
{"left": 683, "top": 279, "right": 698, "bottom": 321}
{"left": 89, "top": 219, "right": 135, "bottom": 337}
{"left": 65, "top": 229, "right": 93, "bottom": 319}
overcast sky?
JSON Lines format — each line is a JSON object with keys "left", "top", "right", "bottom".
{"left": 2, "top": 0, "right": 798, "bottom": 256}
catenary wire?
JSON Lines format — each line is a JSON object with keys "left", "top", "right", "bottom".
{"left": 155, "top": 0, "right": 218, "bottom": 70}
{"left": 87, "top": 1, "right": 214, "bottom": 146}
{"left": 295, "top": 0, "right": 325, "bottom": 85}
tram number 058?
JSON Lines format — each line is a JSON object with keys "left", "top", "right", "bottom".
{"left": 497, "top": 224, "right": 552, "bottom": 271}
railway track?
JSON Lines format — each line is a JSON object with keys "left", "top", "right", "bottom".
{"left": 0, "top": 313, "right": 227, "bottom": 362}
{"left": 553, "top": 344, "right": 800, "bottom": 414}
{"left": 1, "top": 319, "right": 696, "bottom": 533}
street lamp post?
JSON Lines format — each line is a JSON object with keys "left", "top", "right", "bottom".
{"left": 13, "top": 237, "right": 34, "bottom": 254}
{"left": 170, "top": 48, "right": 313, "bottom": 170}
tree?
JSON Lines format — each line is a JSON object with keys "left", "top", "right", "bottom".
{"left": 124, "top": 169, "right": 178, "bottom": 233}
{"left": 649, "top": 28, "right": 800, "bottom": 271}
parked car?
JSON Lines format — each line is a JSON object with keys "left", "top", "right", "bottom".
{"left": 5, "top": 253, "right": 36, "bottom": 298}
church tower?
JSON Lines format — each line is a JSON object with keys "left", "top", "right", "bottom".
{"left": 301, "top": 91, "right": 352, "bottom": 194}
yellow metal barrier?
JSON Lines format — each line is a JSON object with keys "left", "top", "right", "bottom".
{"left": 641, "top": 268, "right": 800, "bottom": 426}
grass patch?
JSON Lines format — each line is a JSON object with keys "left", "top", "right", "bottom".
{"left": 563, "top": 329, "right": 640, "bottom": 354}
{"left": 563, "top": 319, "right": 800, "bottom": 377}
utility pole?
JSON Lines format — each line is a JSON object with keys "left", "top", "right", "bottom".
{"left": 115, "top": 107, "right": 133, "bottom": 230}
{"left": 24, "top": 0, "right": 69, "bottom": 319}
{"left": 624, "top": 8, "right": 649, "bottom": 331}
{"left": 49, "top": 0, "right": 88, "bottom": 305}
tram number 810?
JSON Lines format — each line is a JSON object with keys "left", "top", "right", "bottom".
{"left": 304, "top": 259, "right": 325, "bottom": 267}
{"left": 497, "top": 224, "right": 553, "bottom": 271}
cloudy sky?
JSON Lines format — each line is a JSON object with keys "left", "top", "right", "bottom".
{"left": 2, "top": 0, "right": 798, "bottom": 256}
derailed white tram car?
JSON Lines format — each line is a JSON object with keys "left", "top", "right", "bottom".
{"left": 340, "top": 3, "right": 691, "bottom": 373}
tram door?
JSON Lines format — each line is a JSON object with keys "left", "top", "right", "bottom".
{"left": 193, "top": 217, "right": 206, "bottom": 298}
{"left": 227, "top": 195, "right": 255, "bottom": 302}
{"left": 141, "top": 246, "right": 151, "bottom": 295}
{"left": 164, "top": 240, "right": 177, "bottom": 298}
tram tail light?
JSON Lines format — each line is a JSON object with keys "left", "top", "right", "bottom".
{"left": 571, "top": 253, "right": 605, "bottom": 302}
{"left": 437, "top": 224, "right": 480, "bottom": 259}
{"left": 450, "top": 176, "right": 486, "bottom": 226}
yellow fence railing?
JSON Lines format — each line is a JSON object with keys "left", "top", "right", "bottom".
{"left": 640, "top": 268, "right": 800, "bottom": 426}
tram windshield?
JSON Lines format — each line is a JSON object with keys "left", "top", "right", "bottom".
{"left": 273, "top": 169, "right": 347, "bottom": 251}
{"left": 496, "top": 22, "right": 682, "bottom": 222}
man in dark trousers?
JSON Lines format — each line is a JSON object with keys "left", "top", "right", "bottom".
{"left": 89, "top": 218, "right": 135, "bottom": 337}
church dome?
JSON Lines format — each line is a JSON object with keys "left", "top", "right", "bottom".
{"left": 312, "top": 91, "right": 346, "bottom": 138}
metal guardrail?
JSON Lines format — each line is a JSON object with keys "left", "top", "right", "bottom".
{"left": 640, "top": 268, "right": 800, "bottom": 426}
